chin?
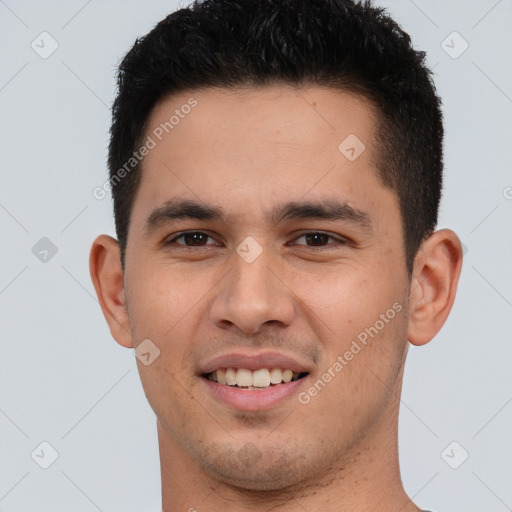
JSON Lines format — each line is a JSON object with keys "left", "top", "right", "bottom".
{"left": 198, "top": 442, "right": 313, "bottom": 492}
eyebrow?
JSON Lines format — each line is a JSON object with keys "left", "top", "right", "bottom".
{"left": 144, "top": 198, "right": 373, "bottom": 234}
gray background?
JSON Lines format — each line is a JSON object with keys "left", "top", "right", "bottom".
{"left": 1, "top": 1, "right": 511, "bottom": 511}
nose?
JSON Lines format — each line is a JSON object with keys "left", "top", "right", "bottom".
{"left": 209, "top": 245, "right": 295, "bottom": 335}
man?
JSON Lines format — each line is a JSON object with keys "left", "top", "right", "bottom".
{"left": 89, "top": 0, "right": 462, "bottom": 510}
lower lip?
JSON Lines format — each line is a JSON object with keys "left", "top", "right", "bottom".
{"left": 201, "top": 376, "right": 308, "bottom": 411}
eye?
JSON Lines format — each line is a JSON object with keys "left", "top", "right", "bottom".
{"left": 292, "top": 231, "right": 347, "bottom": 248}
{"left": 165, "top": 231, "right": 220, "bottom": 247}
{"left": 164, "top": 230, "right": 347, "bottom": 249}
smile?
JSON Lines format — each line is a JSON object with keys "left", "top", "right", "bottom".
{"left": 205, "top": 368, "right": 308, "bottom": 389}
{"left": 199, "top": 351, "right": 312, "bottom": 410}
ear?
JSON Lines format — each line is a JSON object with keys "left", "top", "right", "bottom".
{"left": 89, "top": 235, "right": 134, "bottom": 348}
{"left": 407, "top": 229, "right": 463, "bottom": 346}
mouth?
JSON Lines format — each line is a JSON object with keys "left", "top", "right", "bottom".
{"left": 203, "top": 368, "right": 309, "bottom": 390}
{"left": 198, "top": 352, "right": 313, "bottom": 411}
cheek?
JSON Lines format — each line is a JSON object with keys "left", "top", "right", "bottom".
{"left": 290, "top": 263, "right": 402, "bottom": 345}
{"left": 125, "top": 262, "right": 213, "bottom": 389}
{"left": 126, "top": 264, "right": 203, "bottom": 427}
{"left": 126, "top": 261, "right": 204, "bottom": 340}
{"left": 301, "top": 298, "right": 407, "bottom": 430}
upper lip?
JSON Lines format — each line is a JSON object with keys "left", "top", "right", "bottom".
{"left": 199, "top": 351, "right": 312, "bottom": 375}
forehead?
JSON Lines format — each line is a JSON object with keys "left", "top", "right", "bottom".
{"left": 129, "top": 85, "right": 397, "bottom": 234}
{"left": 145, "top": 85, "right": 379, "bottom": 168}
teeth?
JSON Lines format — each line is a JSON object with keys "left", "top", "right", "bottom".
{"left": 217, "top": 369, "right": 227, "bottom": 385}
{"left": 270, "top": 368, "right": 283, "bottom": 384}
{"left": 252, "top": 369, "right": 271, "bottom": 387}
{"left": 210, "top": 368, "right": 304, "bottom": 388}
{"left": 282, "top": 369, "right": 293, "bottom": 383}
{"left": 236, "top": 368, "right": 253, "bottom": 387}
{"left": 225, "top": 368, "right": 237, "bottom": 386}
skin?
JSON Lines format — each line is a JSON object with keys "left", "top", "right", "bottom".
{"left": 90, "top": 85, "right": 463, "bottom": 511}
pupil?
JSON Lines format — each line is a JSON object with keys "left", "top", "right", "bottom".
{"left": 306, "top": 233, "right": 328, "bottom": 246}
{"left": 186, "top": 232, "right": 205, "bottom": 245}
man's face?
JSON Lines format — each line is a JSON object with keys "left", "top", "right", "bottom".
{"left": 123, "top": 86, "right": 412, "bottom": 489}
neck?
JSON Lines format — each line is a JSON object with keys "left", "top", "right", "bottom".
{"left": 158, "top": 380, "right": 421, "bottom": 512}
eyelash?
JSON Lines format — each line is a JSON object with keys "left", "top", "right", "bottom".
{"left": 164, "top": 231, "right": 347, "bottom": 249}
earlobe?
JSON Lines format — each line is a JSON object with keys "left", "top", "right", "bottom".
{"left": 407, "top": 229, "right": 463, "bottom": 346}
{"left": 89, "top": 235, "right": 134, "bottom": 348}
